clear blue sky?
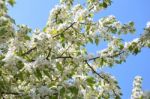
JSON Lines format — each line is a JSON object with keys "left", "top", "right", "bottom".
{"left": 8, "top": 0, "right": 150, "bottom": 98}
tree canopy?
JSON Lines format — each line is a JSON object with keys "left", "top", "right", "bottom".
{"left": 0, "top": 0, "right": 150, "bottom": 99}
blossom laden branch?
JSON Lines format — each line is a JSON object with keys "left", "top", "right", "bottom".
{"left": 53, "top": 22, "right": 76, "bottom": 38}
{"left": 85, "top": 60, "right": 119, "bottom": 98}
{"left": 88, "top": 50, "right": 125, "bottom": 61}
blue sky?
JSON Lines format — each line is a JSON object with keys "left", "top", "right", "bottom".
{"left": 8, "top": 0, "right": 150, "bottom": 98}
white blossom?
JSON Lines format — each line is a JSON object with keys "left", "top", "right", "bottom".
{"left": 132, "top": 38, "right": 140, "bottom": 43}
{"left": 38, "top": 86, "right": 51, "bottom": 97}
{"left": 131, "top": 76, "right": 143, "bottom": 99}
{"left": 32, "top": 56, "right": 50, "bottom": 69}
{"left": 146, "top": 21, "right": 150, "bottom": 28}
{"left": 74, "top": 8, "right": 89, "bottom": 22}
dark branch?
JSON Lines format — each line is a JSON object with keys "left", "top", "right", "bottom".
{"left": 1, "top": 91, "right": 24, "bottom": 96}
{"left": 53, "top": 22, "right": 76, "bottom": 38}
{"left": 87, "top": 50, "right": 125, "bottom": 61}
{"left": 52, "top": 50, "right": 125, "bottom": 63}
{"left": 46, "top": 48, "right": 52, "bottom": 60}
{"left": 22, "top": 47, "right": 37, "bottom": 56}
{"left": 85, "top": 61, "right": 118, "bottom": 98}
{"left": 54, "top": 56, "right": 73, "bottom": 59}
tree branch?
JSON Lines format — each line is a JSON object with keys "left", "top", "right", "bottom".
{"left": 22, "top": 47, "right": 37, "bottom": 56}
{"left": 53, "top": 50, "right": 125, "bottom": 62}
{"left": 53, "top": 22, "right": 76, "bottom": 38}
{"left": 85, "top": 61, "right": 119, "bottom": 98}
{"left": 87, "top": 50, "right": 125, "bottom": 61}
{"left": 0, "top": 91, "right": 24, "bottom": 96}
{"left": 21, "top": 21, "right": 94, "bottom": 57}
{"left": 54, "top": 56, "right": 73, "bottom": 59}
{"left": 46, "top": 48, "right": 52, "bottom": 60}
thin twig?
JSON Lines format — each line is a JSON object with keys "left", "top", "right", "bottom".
{"left": 0, "top": 91, "right": 24, "bottom": 96}
{"left": 22, "top": 47, "right": 37, "bottom": 56}
{"left": 54, "top": 56, "right": 72, "bottom": 59}
{"left": 46, "top": 48, "right": 52, "bottom": 60}
{"left": 53, "top": 22, "right": 76, "bottom": 38}
{"left": 87, "top": 50, "right": 125, "bottom": 61}
{"left": 85, "top": 61, "right": 118, "bottom": 98}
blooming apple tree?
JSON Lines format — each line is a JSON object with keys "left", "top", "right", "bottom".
{"left": 0, "top": 0, "right": 150, "bottom": 99}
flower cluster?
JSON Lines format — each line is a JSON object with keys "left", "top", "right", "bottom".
{"left": 72, "top": 5, "right": 89, "bottom": 23}
{"left": 0, "top": 16, "right": 14, "bottom": 44}
{"left": 60, "top": 0, "right": 73, "bottom": 6}
{"left": 48, "top": 4, "right": 68, "bottom": 25}
{"left": 30, "top": 86, "right": 51, "bottom": 99}
{"left": 141, "top": 21, "right": 150, "bottom": 47}
{"left": 131, "top": 76, "right": 143, "bottom": 99}
{"left": 87, "top": 0, "right": 111, "bottom": 12}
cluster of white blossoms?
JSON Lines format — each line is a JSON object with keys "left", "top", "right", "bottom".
{"left": 32, "top": 56, "right": 50, "bottom": 69}
{"left": 96, "top": 72, "right": 122, "bottom": 98}
{"left": 87, "top": 0, "right": 111, "bottom": 12}
{"left": 98, "top": 15, "right": 135, "bottom": 38}
{"left": 146, "top": 21, "right": 150, "bottom": 28}
{"left": 48, "top": 4, "right": 68, "bottom": 24}
{"left": 60, "top": 0, "right": 73, "bottom": 6}
{"left": 0, "top": 0, "right": 5, "bottom": 15}
{"left": 29, "top": 86, "right": 51, "bottom": 99}
{"left": 30, "top": 29, "right": 54, "bottom": 50}
{"left": 142, "top": 21, "right": 150, "bottom": 47}
{"left": 72, "top": 5, "right": 89, "bottom": 23}
{"left": 131, "top": 76, "right": 143, "bottom": 99}
{"left": 2, "top": 50, "right": 18, "bottom": 70}
{"left": 0, "top": 0, "right": 150, "bottom": 99}
{"left": 0, "top": 16, "right": 14, "bottom": 43}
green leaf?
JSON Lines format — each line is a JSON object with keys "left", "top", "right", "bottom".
{"left": 0, "top": 61, "right": 5, "bottom": 66}
{"left": 111, "top": 27, "right": 117, "bottom": 33}
{"left": 128, "top": 45, "right": 133, "bottom": 51}
{"left": 95, "top": 37, "right": 99, "bottom": 46}
{"left": 129, "top": 21, "right": 134, "bottom": 27}
{"left": 98, "top": 96, "right": 102, "bottom": 99}
{"left": 18, "top": 72, "right": 24, "bottom": 81}
{"left": 115, "top": 95, "right": 121, "bottom": 99}
{"left": 62, "top": 43, "right": 65, "bottom": 48}
{"left": 88, "top": 37, "right": 93, "bottom": 43}
{"left": 0, "top": 28, "right": 7, "bottom": 36}
{"left": 56, "top": 63, "right": 63, "bottom": 72}
{"left": 24, "top": 96, "right": 32, "bottom": 99}
{"left": 89, "top": 13, "right": 94, "bottom": 18}
{"left": 17, "top": 61, "right": 24, "bottom": 70}
{"left": 8, "top": 0, "right": 16, "bottom": 6}
{"left": 49, "top": 95, "right": 58, "bottom": 99}
{"left": 60, "top": 87, "right": 65, "bottom": 97}
{"left": 104, "top": 0, "right": 112, "bottom": 5}
{"left": 43, "top": 69, "right": 50, "bottom": 77}
{"left": 14, "top": 71, "right": 24, "bottom": 81}
{"left": 43, "top": 27, "right": 47, "bottom": 32}
{"left": 133, "top": 48, "right": 140, "bottom": 55}
{"left": 86, "top": 77, "right": 96, "bottom": 87}
{"left": 68, "top": 86, "right": 79, "bottom": 95}
{"left": 86, "top": 25, "right": 90, "bottom": 32}
{"left": 119, "top": 44, "right": 124, "bottom": 50}
{"left": 24, "top": 36, "right": 30, "bottom": 40}
{"left": 51, "top": 29, "right": 58, "bottom": 34}
{"left": 103, "top": 2, "right": 108, "bottom": 8}
{"left": 34, "top": 69, "right": 42, "bottom": 79}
